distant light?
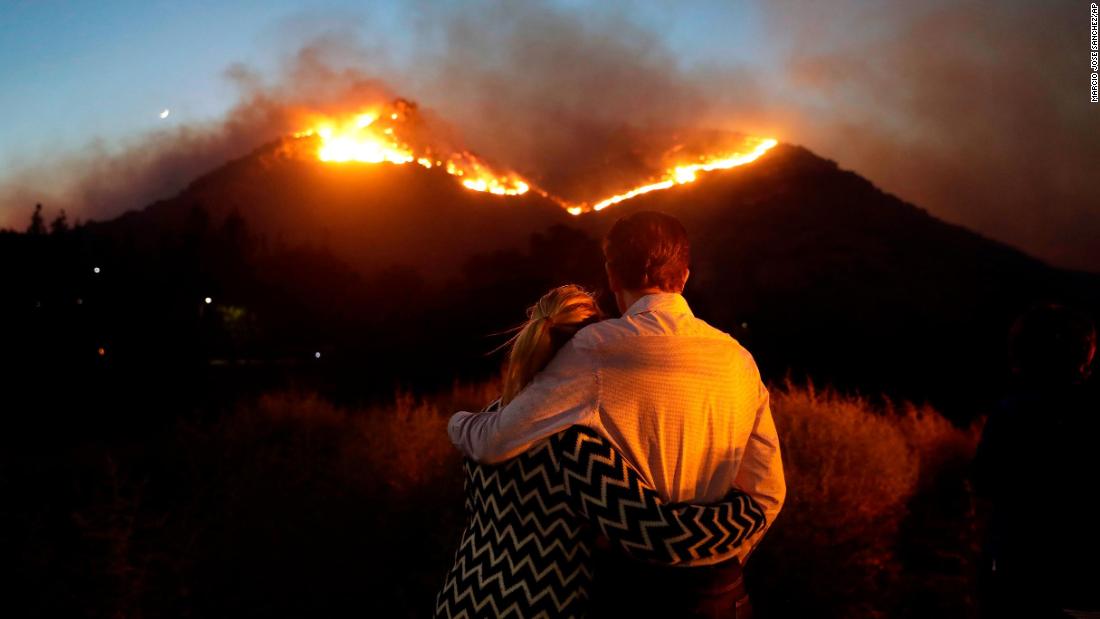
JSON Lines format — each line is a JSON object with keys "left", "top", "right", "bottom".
{"left": 741, "top": 322, "right": 749, "bottom": 329}
{"left": 314, "top": 351, "right": 322, "bottom": 359}
{"left": 204, "top": 297, "right": 212, "bottom": 304}
{"left": 76, "top": 298, "right": 83, "bottom": 305}
{"left": 160, "top": 109, "right": 170, "bottom": 119}
{"left": 93, "top": 266, "right": 101, "bottom": 274}
{"left": 97, "top": 347, "right": 106, "bottom": 357}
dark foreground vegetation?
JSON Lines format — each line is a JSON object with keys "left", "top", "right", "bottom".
{"left": 2, "top": 381, "right": 980, "bottom": 618}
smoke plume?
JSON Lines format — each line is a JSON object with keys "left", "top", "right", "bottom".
{"left": 2, "top": 0, "right": 1096, "bottom": 270}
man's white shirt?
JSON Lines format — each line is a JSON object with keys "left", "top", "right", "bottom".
{"left": 448, "top": 293, "right": 786, "bottom": 564}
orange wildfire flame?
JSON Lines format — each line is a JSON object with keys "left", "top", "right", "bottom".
{"left": 295, "top": 108, "right": 777, "bottom": 213}
{"left": 588, "top": 138, "right": 779, "bottom": 212}
{"left": 294, "top": 109, "right": 530, "bottom": 196}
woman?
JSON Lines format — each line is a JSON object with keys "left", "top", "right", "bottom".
{"left": 435, "top": 285, "right": 766, "bottom": 618}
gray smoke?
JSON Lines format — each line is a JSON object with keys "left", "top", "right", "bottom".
{"left": 2, "top": 0, "right": 1096, "bottom": 271}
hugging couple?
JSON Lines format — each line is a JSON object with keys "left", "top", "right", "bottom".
{"left": 436, "top": 211, "right": 787, "bottom": 619}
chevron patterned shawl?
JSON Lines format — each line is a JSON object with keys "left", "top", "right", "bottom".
{"left": 435, "top": 424, "right": 766, "bottom": 619}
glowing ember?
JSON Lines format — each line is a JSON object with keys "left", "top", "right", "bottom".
{"left": 295, "top": 103, "right": 777, "bottom": 213}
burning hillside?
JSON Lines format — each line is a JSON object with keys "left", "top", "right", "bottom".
{"left": 286, "top": 98, "right": 777, "bottom": 215}
{"left": 291, "top": 99, "right": 531, "bottom": 197}
{"left": 91, "top": 93, "right": 786, "bottom": 281}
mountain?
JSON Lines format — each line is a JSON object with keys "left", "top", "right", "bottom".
{"left": 91, "top": 137, "right": 574, "bottom": 279}
{"left": 14, "top": 137, "right": 1100, "bottom": 422}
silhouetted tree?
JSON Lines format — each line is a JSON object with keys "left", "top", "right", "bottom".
{"left": 185, "top": 203, "right": 210, "bottom": 245}
{"left": 182, "top": 203, "right": 211, "bottom": 279}
{"left": 27, "top": 203, "right": 46, "bottom": 235}
{"left": 219, "top": 209, "right": 252, "bottom": 260}
{"left": 50, "top": 209, "right": 69, "bottom": 236}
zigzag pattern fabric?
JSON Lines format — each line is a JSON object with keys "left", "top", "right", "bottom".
{"left": 435, "top": 425, "right": 766, "bottom": 619}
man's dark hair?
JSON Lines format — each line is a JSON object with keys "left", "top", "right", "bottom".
{"left": 603, "top": 211, "right": 690, "bottom": 292}
{"left": 1009, "top": 304, "right": 1096, "bottom": 384}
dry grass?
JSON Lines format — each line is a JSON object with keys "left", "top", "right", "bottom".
{"left": 168, "top": 388, "right": 469, "bottom": 617}
{"left": 773, "top": 384, "right": 920, "bottom": 544}
{"left": 4, "top": 380, "right": 982, "bottom": 618}
{"left": 749, "top": 382, "right": 981, "bottom": 619}
{"left": 9, "top": 387, "right": 471, "bottom": 618}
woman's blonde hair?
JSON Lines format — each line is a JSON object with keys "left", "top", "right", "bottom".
{"left": 501, "top": 285, "right": 602, "bottom": 405}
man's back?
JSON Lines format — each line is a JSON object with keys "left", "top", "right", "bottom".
{"left": 576, "top": 293, "right": 774, "bottom": 504}
{"left": 449, "top": 292, "right": 786, "bottom": 564}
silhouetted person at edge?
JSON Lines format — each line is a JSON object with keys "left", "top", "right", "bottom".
{"left": 974, "top": 304, "right": 1099, "bottom": 618}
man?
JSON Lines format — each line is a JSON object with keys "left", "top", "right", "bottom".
{"left": 448, "top": 210, "right": 785, "bottom": 615}
{"left": 974, "top": 304, "right": 1099, "bottom": 618}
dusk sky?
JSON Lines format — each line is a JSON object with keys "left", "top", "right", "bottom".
{"left": 0, "top": 1, "right": 769, "bottom": 153}
{"left": 2, "top": 1, "right": 1097, "bottom": 270}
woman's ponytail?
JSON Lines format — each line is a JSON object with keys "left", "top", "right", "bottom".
{"left": 501, "top": 286, "right": 601, "bottom": 405}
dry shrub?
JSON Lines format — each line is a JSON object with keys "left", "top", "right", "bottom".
{"left": 23, "top": 381, "right": 982, "bottom": 618}
{"left": 57, "top": 388, "right": 472, "bottom": 618}
{"left": 211, "top": 389, "right": 464, "bottom": 499}
{"left": 749, "top": 382, "right": 977, "bottom": 619}
{"left": 772, "top": 384, "right": 918, "bottom": 546}
{"left": 353, "top": 393, "right": 459, "bottom": 494}
{"left": 894, "top": 401, "right": 981, "bottom": 490}
{"left": 892, "top": 401, "right": 983, "bottom": 618}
